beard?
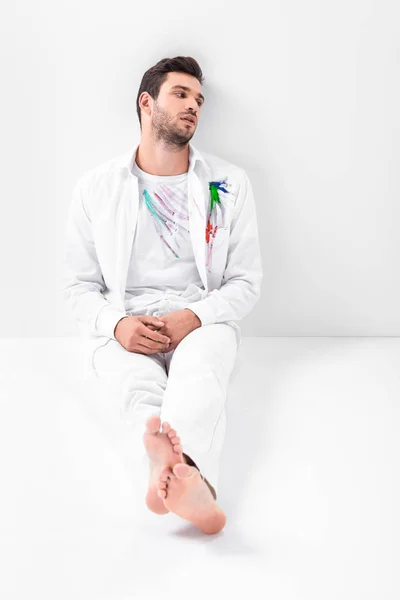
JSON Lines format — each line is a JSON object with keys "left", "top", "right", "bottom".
{"left": 151, "top": 101, "right": 195, "bottom": 149}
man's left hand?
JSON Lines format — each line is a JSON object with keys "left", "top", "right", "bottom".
{"left": 153, "top": 309, "right": 201, "bottom": 352}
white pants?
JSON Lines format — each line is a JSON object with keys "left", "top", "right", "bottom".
{"left": 92, "top": 321, "right": 239, "bottom": 498}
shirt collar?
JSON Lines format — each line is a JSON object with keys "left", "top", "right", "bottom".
{"left": 117, "top": 141, "right": 210, "bottom": 177}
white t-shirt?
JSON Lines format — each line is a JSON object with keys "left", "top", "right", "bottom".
{"left": 124, "top": 160, "right": 207, "bottom": 319}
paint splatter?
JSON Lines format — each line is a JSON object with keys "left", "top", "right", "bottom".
{"left": 142, "top": 187, "right": 189, "bottom": 259}
{"left": 206, "top": 179, "right": 230, "bottom": 270}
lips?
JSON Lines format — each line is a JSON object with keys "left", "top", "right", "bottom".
{"left": 181, "top": 116, "right": 195, "bottom": 124}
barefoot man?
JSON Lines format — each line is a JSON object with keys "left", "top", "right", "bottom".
{"left": 62, "top": 56, "right": 263, "bottom": 535}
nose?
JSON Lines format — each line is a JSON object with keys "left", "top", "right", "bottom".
{"left": 187, "top": 99, "right": 198, "bottom": 114}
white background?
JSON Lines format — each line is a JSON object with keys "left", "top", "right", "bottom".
{"left": 1, "top": 0, "right": 399, "bottom": 337}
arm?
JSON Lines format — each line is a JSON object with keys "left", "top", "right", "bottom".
{"left": 187, "top": 169, "right": 263, "bottom": 326}
{"left": 61, "top": 174, "right": 128, "bottom": 340}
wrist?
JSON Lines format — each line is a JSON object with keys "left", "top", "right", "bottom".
{"left": 184, "top": 308, "right": 202, "bottom": 328}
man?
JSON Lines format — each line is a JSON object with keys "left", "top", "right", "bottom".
{"left": 62, "top": 56, "right": 263, "bottom": 535}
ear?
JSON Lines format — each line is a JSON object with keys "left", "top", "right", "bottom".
{"left": 139, "top": 91, "right": 152, "bottom": 116}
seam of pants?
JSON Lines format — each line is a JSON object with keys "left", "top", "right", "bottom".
{"left": 92, "top": 338, "right": 113, "bottom": 379}
{"left": 203, "top": 365, "right": 226, "bottom": 452}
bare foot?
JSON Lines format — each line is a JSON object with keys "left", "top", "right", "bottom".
{"left": 156, "top": 463, "right": 227, "bottom": 534}
{"left": 143, "top": 415, "right": 185, "bottom": 515}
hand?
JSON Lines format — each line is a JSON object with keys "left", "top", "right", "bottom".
{"left": 154, "top": 309, "right": 201, "bottom": 352}
{"left": 114, "top": 315, "right": 171, "bottom": 354}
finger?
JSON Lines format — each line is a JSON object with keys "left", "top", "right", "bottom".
{"left": 134, "top": 342, "right": 169, "bottom": 355}
{"left": 140, "top": 316, "right": 165, "bottom": 327}
{"left": 140, "top": 325, "right": 170, "bottom": 345}
{"left": 138, "top": 336, "right": 170, "bottom": 351}
{"left": 134, "top": 343, "right": 151, "bottom": 354}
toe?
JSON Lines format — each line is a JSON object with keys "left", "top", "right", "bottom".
{"left": 157, "top": 489, "right": 167, "bottom": 499}
{"left": 145, "top": 415, "right": 161, "bottom": 434}
{"left": 174, "top": 444, "right": 182, "bottom": 453}
{"left": 173, "top": 463, "right": 192, "bottom": 478}
{"left": 161, "top": 422, "right": 171, "bottom": 434}
{"left": 170, "top": 436, "right": 180, "bottom": 444}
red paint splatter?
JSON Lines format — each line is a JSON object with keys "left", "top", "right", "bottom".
{"left": 205, "top": 219, "right": 219, "bottom": 243}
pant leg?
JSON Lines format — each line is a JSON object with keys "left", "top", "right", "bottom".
{"left": 92, "top": 338, "right": 169, "bottom": 482}
{"left": 93, "top": 338, "right": 169, "bottom": 424}
{"left": 160, "top": 322, "right": 239, "bottom": 498}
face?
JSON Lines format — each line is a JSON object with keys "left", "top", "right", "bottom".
{"left": 140, "top": 72, "right": 205, "bottom": 146}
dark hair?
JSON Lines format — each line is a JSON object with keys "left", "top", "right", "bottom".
{"left": 136, "top": 56, "right": 204, "bottom": 128}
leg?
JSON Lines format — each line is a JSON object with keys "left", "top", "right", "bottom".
{"left": 93, "top": 339, "right": 175, "bottom": 513}
{"left": 92, "top": 338, "right": 168, "bottom": 428}
{"left": 93, "top": 340, "right": 210, "bottom": 513}
{"left": 161, "top": 322, "right": 239, "bottom": 502}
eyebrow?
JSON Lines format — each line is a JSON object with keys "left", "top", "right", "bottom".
{"left": 170, "top": 85, "right": 205, "bottom": 103}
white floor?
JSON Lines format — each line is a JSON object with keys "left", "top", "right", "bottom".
{"left": 0, "top": 336, "right": 398, "bottom": 600}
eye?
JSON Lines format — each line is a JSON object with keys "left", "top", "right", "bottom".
{"left": 175, "top": 92, "right": 203, "bottom": 107}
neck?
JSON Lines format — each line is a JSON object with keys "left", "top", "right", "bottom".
{"left": 135, "top": 135, "right": 190, "bottom": 176}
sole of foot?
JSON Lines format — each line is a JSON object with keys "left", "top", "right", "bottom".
{"left": 142, "top": 415, "right": 185, "bottom": 515}
{"left": 157, "top": 463, "right": 227, "bottom": 535}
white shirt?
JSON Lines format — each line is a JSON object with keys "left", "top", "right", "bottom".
{"left": 125, "top": 160, "right": 206, "bottom": 319}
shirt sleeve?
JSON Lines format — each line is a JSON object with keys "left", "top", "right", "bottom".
{"left": 61, "top": 174, "right": 128, "bottom": 339}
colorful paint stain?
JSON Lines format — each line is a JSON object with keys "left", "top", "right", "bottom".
{"left": 206, "top": 179, "right": 230, "bottom": 270}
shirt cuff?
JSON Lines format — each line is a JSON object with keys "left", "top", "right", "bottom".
{"left": 185, "top": 301, "right": 216, "bottom": 327}
{"left": 95, "top": 305, "right": 129, "bottom": 340}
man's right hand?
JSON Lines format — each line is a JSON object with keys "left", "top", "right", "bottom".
{"left": 113, "top": 315, "right": 171, "bottom": 354}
